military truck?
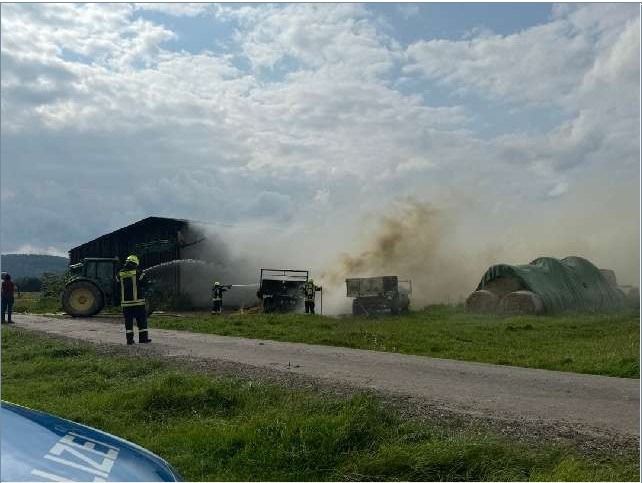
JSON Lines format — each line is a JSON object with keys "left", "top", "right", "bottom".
{"left": 256, "top": 268, "right": 309, "bottom": 313}
{"left": 346, "top": 276, "right": 411, "bottom": 316}
{"left": 61, "top": 258, "right": 156, "bottom": 317}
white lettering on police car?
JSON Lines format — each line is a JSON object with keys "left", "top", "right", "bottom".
{"left": 31, "top": 430, "right": 120, "bottom": 481}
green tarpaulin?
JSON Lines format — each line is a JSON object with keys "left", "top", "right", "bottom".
{"left": 476, "top": 256, "right": 626, "bottom": 313}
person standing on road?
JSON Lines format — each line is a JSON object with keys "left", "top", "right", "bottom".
{"left": 303, "top": 279, "right": 321, "bottom": 314}
{"left": 211, "top": 281, "right": 229, "bottom": 315}
{"left": 118, "top": 255, "right": 151, "bottom": 345}
{"left": 1, "top": 273, "right": 16, "bottom": 324}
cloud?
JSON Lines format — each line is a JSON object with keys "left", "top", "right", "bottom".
{"left": 133, "top": 3, "right": 213, "bottom": 18}
{"left": 216, "top": 3, "right": 399, "bottom": 76}
{"left": 405, "top": 3, "right": 639, "bottom": 109}
{"left": 14, "top": 244, "right": 68, "bottom": 257}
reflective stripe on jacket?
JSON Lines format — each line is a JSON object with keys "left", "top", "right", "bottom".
{"left": 303, "top": 284, "right": 317, "bottom": 302}
{"left": 212, "top": 286, "right": 226, "bottom": 301}
{"left": 119, "top": 269, "right": 146, "bottom": 307}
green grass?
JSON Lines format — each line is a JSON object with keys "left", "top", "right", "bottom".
{"left": 148, "top": 306, "right": 640, "bottom": 378}
{"left": 12, "top": 292, "right": 121, "bottom": 315}
{"left": 2, "top": 328, "right": 638, "bottom": 481}
{"left": 12, "top": 292, "right": 61, "bottom": 314}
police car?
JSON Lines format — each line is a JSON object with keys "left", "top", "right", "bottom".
{"left": 1, "top": 401, "right": 181, "bottom": 481}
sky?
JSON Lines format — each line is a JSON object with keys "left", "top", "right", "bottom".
{"left": 1, "top": 2, "right": 640, "bottom": 293}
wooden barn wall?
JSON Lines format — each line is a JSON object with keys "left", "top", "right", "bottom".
{"left": 68, "top": 219, "right": 188, "bottom": 293}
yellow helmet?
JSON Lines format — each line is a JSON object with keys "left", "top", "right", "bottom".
{"left": 214, "top": 281, "right": 220, "bottom": 286}
{"left": 126, "top": 255, "right": 140, "bottom": 266}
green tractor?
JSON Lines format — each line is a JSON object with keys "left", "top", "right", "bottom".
{"left": 61, "top": 258, "right": 155, "bottom": 317}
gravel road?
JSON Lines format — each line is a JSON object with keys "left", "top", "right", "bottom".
{"left": 9, "top": 314, "right": 640, "bottom": 445}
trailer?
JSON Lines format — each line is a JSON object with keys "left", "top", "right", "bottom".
{"left": 256, "top": 269, "right": 309, "bottom": 313}
{"left": 346, "top": 276, "right": 411, "bottom": 316}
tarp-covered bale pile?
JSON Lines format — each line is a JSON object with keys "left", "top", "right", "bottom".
{"left": 466, "top": 256, "right": 628, "bottom": 315}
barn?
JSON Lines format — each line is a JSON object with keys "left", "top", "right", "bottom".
{"left": 67, "top": 217, "right": 255, "bottom": 310}
{"left": 68, "top": 217, "right": 203, "bottom": 301}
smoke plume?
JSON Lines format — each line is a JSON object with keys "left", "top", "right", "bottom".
{"left": 168, "top": 176, "right": 639, "bottom": 316}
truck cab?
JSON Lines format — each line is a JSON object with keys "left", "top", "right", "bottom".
{"left": 346, "top": 276, "right": 412, "bottom": 316}
{"left": 256, "top": 269, "right": 309, "bottom": 313}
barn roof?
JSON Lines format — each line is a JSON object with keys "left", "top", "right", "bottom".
{"left": 70, "top": 216, "right": 190, "bottom": 251}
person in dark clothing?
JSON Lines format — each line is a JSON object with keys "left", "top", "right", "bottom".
{"left": 211, "top": 281, "right": 230, "bottom": 315}
{"left": 1, "top": 273, "right": 16, "bottom": 324}
{"left": 118, "top": 255, "right": 150, "bottom": 345}
{"left": 303, "top": 279, "right": 321, "bottom": 314}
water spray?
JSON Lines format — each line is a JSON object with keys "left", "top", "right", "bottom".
{"left": 142, "top": 259, "right": 208, "bottom": 275}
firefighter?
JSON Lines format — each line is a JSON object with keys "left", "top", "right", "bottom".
{"left": 118, "top": 255, "right": 151, "bottom": 345}
{"left": 211, "top": 281, "right": 228, "bottom": 315}
{"left": 303, "top": 279, "right": 321, "bottom": 314}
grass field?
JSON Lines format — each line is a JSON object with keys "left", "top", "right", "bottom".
{"left": 2, "top": 328, "right": 638, "bottom": 481}
{"left": 12, "top": 292, "right": 61, "bottom": 314}
{"left": 147, "top": 306, "right": 640, "bottom": 378}
{"left": 12, "top": 293, "right": 121, "bottom": 315}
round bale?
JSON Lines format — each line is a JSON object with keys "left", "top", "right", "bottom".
{"left": 465, "top": 290, "right": 499, "bottom": 314}
{"left": 499, "top": 290, "right": 544, "bottom": 316}
{"left": 482, "top": 277, "right": 523, "bottom": 298}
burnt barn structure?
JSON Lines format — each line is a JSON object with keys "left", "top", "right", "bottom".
{"left": 68, "top": 217, "right": 200, "bottom": 299}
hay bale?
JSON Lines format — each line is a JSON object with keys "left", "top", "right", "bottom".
{"left": 599, "top": 269, "right": 618, "bottom": 287}
{"left": 619, "top": 286, "right": 640, "bottom": 310}
{"left": 482, "top": 277, "right": 523, "bottom": 297}
{"left": 499, "top": 290, "right": 544, "bottom": 316}
{"left": 465, "top": 290, "right": 499, "bottom": 314}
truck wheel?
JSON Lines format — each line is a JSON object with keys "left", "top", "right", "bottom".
{"left": 390, "top": 295, "right": 400, "bottom": 315}
{"left": 262, "top": 298, "right": 273, "bottom": 313}
{"left": 62, "top": 281, "right": 104, "bottom": 317}
{"left": 352, "top": 299, "right": 366, "bottom": 316}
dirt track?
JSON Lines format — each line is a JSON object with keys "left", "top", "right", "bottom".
{"left": 10, "top": 314, "right": 640, "bottom": 443}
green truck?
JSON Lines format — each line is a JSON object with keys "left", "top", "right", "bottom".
{"left": 346, "top": 276, "right": 411, "bottom": 316}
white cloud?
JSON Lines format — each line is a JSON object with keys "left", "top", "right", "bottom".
{"left": 217, "top": 3, "right": 399, "bottom": 77}
{"left": 134, "top": 3, "right": 213, "bottom": 17}
{"left": 405, "top": 3, "right": 639, "bottom": 110}
{"left": 14, "top": 244, "right": 68, "bottom": 257}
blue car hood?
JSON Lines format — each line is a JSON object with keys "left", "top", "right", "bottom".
{"left": 1, "top": 401, "right": 181, "bottom": 481}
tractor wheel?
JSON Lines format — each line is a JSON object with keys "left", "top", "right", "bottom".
{"left": 62, "top": 281, "right": 104, "bottom": 317}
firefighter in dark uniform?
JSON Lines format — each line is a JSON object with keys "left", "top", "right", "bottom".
{"left": 211, "top": 281, "right": 228, "bottom": 315}
{"left": 118, "top": 255, "right": 151, "bottom": 345}
{"left": 303, "top": 279, "right": 321, "bottom": 314}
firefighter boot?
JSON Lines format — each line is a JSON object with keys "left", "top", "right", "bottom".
{"left": 139, "top": 330, "right": 152, "bottom": 344}
{"left": 126, "top": 332, "right": 135, "bottom": 345}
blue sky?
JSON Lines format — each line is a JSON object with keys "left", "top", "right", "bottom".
{"left": 1, "top": 2, "right": 640, "bottom": 293}
{"left": 137, "top": 3, "right": 556, "bottom": 51}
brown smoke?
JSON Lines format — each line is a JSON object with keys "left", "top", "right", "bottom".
{"left": 319, "top": 178, "right": 640, "bottom": 314}
{"left": 324, "top": 199, "right": 439, "bottom": 282}
{"left": 320, "top": 198, "right": 485, "bottom": 311}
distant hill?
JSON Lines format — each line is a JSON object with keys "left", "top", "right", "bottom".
{"left": 1, "top": 254, "right": 68, "bottom": 278}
